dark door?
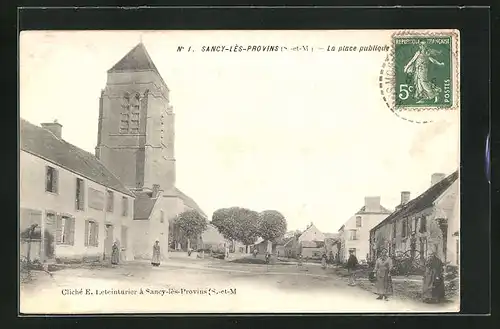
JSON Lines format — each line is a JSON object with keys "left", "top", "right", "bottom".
{"left": 104, "top": 224, "right": 113, "bottom": 259}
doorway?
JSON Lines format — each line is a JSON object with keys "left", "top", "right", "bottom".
{"left": 104, "top": 224, "right": 114, "bottom": 259}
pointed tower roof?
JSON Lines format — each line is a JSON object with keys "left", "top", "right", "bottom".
{"left": 108, "top": 42, "right": 159, "bottom": 73}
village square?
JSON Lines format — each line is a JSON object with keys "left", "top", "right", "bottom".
{"left": 19, "top": 41, "right": 460, "bottom": 313}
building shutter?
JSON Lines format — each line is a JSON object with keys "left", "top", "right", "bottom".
{"left": 45, "top": 212, "right": 56, "bottom": 235}
{"left": 68, "top": 218, "right": 75, "bottom": 245}
{"left": 53, "top": 169, "right": 59, "bottom": 193}
{"left": 84, "top": 220, "right": 89, "bottom": 246}
{"left": 45, "top": 167, "right": 51, "bottom": 191}
{"left": 420, "top": 216, "right": 427, "bottom": 233}
{"left": 95, "top": 222, "right": 100, "bottom": 246}
{"left": 55, "top": 215, "right": 62, "bottom": 244}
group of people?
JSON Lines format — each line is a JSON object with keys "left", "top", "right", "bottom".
{"left": 109, "top": 239, "right": 162, "bottom": 267}
{"left": 345, "top": 247, "right": 446, "bottom": 303}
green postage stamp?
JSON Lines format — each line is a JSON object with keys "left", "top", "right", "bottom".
{"left": 393, "top": 35, "right": 455, "bottom": 109}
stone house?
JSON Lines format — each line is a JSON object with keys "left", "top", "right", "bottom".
{"left": 94, "top": 42, "right": 206, "bottom": 260}
{"left": 282, "top": 224, "right": 332, "bottom": 259}
{"left": 338, "top": 196, "right": 392, "bottom": 263}
{"left": 300, "top": 240, "right": 325, "bottom": 259}
{"left": 369, "top": 171, "right": 459, "bottom": 265}
{"left": 298, "top": 222, "right": 325, "bottom": 242}
{"left": 20, "top": 119, "right": 135, "bottom": 264}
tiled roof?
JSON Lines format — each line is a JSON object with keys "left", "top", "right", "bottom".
{"left": 275, "top": 236, "right": 294, "bottom": 246}
{"left": 284, "top": 238, "right": 296, "bottom": 247}
{"left": 108, "top": 43, "right": 160, "bottom": 73}
{"left": 371, "top": 170, "right": 459, "bottom": 232}
{"left": 20, "top": 119, "right": 134, "bottom": 197}
{"left": 174, "top": 187, "right": 207, "bottom": 218}
{"left": 133, "top": 191, "right": 159, "bottom": 220}
{"left": 324, "top": 233, "right": 340, "bottom": 240}
{"left": 355, "top": 205, "right": 392, "bottom": 214}
{"left": 301, "top": 240, "right": 324, "bottom": 248}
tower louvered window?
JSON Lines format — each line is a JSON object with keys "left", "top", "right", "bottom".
{"left": 120, "top": 92, "right": 140, "bottom": 134}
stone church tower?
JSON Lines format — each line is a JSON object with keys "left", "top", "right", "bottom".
{"left": 95, "top": 42, "right": 176, "bottom": 193}
{"left": 95, "top": 43, "right": 206, "bottom": 259}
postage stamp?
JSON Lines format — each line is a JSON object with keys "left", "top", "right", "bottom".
{"left": 394, "top": 36, "right": 453, "bottom": 108}
{"left": 379, "top": 30, "right": 459, "bottom": 124}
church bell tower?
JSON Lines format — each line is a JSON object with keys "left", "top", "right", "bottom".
{"left": 95, "top": 42, "right": 176, "bottom": 192}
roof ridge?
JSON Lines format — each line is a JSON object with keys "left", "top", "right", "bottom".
{"left": 371, "top": 170, "right": 459, "bottom": 232}
{"left": 61, "top": 139, "right": 134, "bottom": 196}
{"left": 108, "top": 43, "right": 159, "bottom": 73}
{"left": 20, "top": 118, "right": 135, "bottom": 197}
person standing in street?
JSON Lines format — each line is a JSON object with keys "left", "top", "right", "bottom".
{"left": 111, "top": 240, "right": 120, "bottom": 265}
{"left": 374, "top": 248, "right": 393, "bottom": 300}
{"left": 321, "top": 252, "right": 328, "bottom": 269}
{"left": 151, "top": 239, "right": 161, "bottom": 267}
{"left": 422, "top": 250, "right": 446, "bottom": 303}
{"left": 347, "top": 249, "right": 359, "bottom": 286}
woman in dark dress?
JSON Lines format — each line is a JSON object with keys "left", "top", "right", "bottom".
{"left": 151, "top": 240, "right": 161, "bottom": 267}
{"left": 111, "top": 241, "right": 120, "bottom": 265}
{"left": 422, "top": 251, "right": 446, "bottom": 303}
{"left": 373, "top": 248, "right": 393, "bottom": 300}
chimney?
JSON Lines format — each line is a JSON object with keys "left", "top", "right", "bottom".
{"left": 431, "top": 173, "right": 446, "bottom": 187}
{"left": 400, "top": 191, "right": 411, "bottom": 205}
{"left": 364, "top": 196, "right": 381, "bottom": 212}
{"left": 152, "top": 184, "right": 160, "bottom": 198}
{"left": 41, "top": 120, "right": 62, "bottom": 139}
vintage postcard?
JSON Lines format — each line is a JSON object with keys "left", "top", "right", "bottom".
{"left": 19, "top": 30, "right": 460, "bottom": 314}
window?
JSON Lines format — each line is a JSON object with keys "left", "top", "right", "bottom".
{"left": 45, "top": 166, "right": 59, "bottom": 193}
{"left": 349, "top": 229, "right": 358, "bottom": 240}
{"left": 75, "top": 178, "right": 85, "bottom": 210}
{"left": 106, "top": 190, "right": 114, "bottom": 212}
{"left": 419, "top": 216, "right": 427, "bottom": 233}
{"left": 119, "top": 93, "right": 140, "bottom": 134}
{"left": 356, "top": 216, "right": 362, "bottom": 228}
{"left": 121, "top": 197, "right": 129, "bottom": 216}
{"left": 160, "top": 210, "right": 164, "bottom": 223}
{"left": 56, "top": 215, "right": 75, "bottom": 245}
{"left": 392, "top": 221, "right": 397, "bottom": 238}
{"left": 85, "top": 220, "right": 99, "bottom": 247}
{"left": 402, "top": 219, "right": 408, "bottom": 238}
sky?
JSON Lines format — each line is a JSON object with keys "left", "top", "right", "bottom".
{"left": 19, "top": 30, "right": 460, "bottom": 233}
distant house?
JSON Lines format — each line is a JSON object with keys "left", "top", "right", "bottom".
{"left": 300, "top": 240, "right": 325, "bottom": 259}
{"left": 338, "top": 196, "right": 392, "bottom": 263}
{"left": 253, "top": 237, "right": 291, "bottom": 255}
{"left": 282, "top": 224, "right": 333, "bottom": 259}
{"left": 298, "top": 223, "right": 325, "bottom": 242}
{"left": 369, "top": 171, "right": 459, "bottom": 265}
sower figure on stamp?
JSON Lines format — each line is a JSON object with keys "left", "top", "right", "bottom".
{"left": 151, "top": 239, "right": 161, "bottom": 267}
{"left": 374, "top": 248, "right": 393, "bottom": 300}
{"left": 111, "top": 240, "right": 120, "bottom": 265}
{"left": 403, "top": 41, "right": 445, "bottom": 104}
{"left": 347, "top": 249, "right": 358, "bottom": 286}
